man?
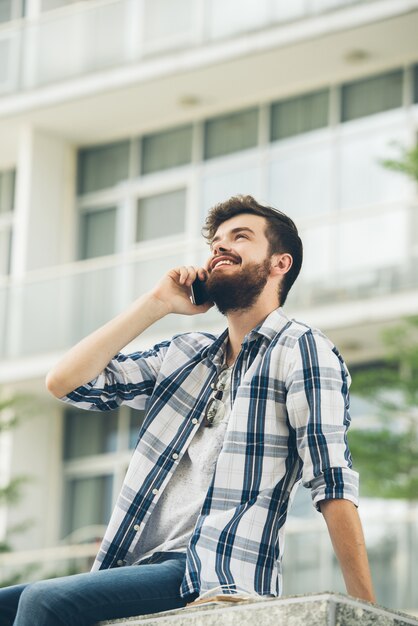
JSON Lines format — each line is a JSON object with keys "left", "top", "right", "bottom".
{"left": 0, "top": 195, "right": 375, "bottom": 625}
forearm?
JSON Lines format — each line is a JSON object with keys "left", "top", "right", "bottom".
{"left": 46, "top": 292, "right": 168, "bottom": 398}
{"left": 320, "top": 499, "right": 375, "bottom": 603}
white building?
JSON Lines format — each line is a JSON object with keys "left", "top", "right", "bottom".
{"left": 0, "top": 0, "right": 418, "bottom": 612}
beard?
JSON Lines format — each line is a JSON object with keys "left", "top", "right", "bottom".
{"left": 205, "top": 258, "right": 272, "bottom": 315}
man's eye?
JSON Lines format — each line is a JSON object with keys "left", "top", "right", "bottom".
{"left": 236, "top": 234, "right": 247, "bottom": 240}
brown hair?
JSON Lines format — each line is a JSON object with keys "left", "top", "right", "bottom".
{"left": 203, "top": 195, "right": 303, "bottom": 306}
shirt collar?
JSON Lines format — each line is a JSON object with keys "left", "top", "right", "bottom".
{"left": 202, "top": 307, "right": 290, "bottom": 363}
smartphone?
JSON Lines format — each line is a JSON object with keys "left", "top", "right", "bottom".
{"left": 190, "top": 276, "right": 210, "bottom": 305}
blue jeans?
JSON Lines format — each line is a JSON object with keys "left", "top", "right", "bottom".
{"left": 0, "top": 552, "right": 195, "bottom": 626}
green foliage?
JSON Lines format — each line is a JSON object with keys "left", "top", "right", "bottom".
{"left": 349, "top": 316, "right": 418, "bottom": 500}
{"left": 379, "top": 141, "right": 418, "bottom": 184}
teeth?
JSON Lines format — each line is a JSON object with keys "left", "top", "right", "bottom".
{"left": 214, "top": 260, "right": 235, "bottom": 268}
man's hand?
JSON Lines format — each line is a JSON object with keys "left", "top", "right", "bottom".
{"left": 320, "top": 499, "right": 376, "bottom": 603}
{"left": 46, "top": 265, "right": 213, "bottom": 398}
{"left": 151, "top": 265, "right": 213, "bottom": 316}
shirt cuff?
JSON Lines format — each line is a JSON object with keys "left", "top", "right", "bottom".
{"left": 308, "top": 467, "right": 359, "bottom": 512}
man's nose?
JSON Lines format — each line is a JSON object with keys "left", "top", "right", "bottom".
{"left": 212, "top": 241, "right": 230, "bottom": 255}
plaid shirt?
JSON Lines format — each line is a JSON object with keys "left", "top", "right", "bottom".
{"left": 62, "top": 307, "right": 358, "bottom": 598}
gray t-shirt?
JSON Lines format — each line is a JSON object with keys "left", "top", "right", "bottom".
{"left": 133, "top": 366, "right": 233, "bottom": 563}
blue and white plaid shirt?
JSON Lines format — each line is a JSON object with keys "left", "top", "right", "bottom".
{"left": 62, "top": 307, "right": 358, "bottom": 598}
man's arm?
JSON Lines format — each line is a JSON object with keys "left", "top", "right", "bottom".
{"left": 319, "top": 499, "right": 375, "bottom": 603}
{"left": 46, "top": 266, "right": 211, "bottom": 399}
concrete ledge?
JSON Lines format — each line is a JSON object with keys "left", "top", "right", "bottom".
{"left": 98, "top": 592, "right": 418, "bottom": 626}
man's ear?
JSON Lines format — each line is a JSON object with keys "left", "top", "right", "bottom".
{"left": 271, "top": 253, "right": 293, "bottom": 276}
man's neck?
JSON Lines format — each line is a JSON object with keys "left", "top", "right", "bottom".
{"left": 225, "top": 301, "right": 280, "bottom": 365}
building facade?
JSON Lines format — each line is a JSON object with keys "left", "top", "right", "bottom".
{"left": 0, "top": 0, "right": 418, "bottom": 612}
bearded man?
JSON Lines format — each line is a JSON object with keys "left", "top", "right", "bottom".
{"left": 0, "top": 195, "right": 375, "bottom": 626}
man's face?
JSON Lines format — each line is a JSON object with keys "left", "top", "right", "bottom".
{"left": 205, "top": 214, "right": 274, "bottom": 315}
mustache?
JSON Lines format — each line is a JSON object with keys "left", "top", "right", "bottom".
{"left": 209, "top": 253, "right": 241, "bottom": 271}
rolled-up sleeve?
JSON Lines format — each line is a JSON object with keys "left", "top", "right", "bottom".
{"left": 60, "top": 340, "right": 171, "bottom": 412}
{"left": 286, "top": 329, "right": 359, "bottom": 511}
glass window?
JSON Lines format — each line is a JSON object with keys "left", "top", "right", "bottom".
{"left": 63, "top": 474, "right": 113, "bottom": 537}
{"left": 341, "top": 70, "right": 403, "bottom": 122}
{"left": 79, "top": 206, "right": 117, "bottom": 260}
{"left": 77, "top": 141, "right": 130, "bottom": 195}
{"left": 129, "top": 409, "right": 145, "bottom": 449}
{"left": 271, "top": 90, "right": 329, "bottom": 141}
{"left": 141, "top": 125, "right": 192, "bottom": 175}
{"left": 0, "top": 0, "right": 13, "bottom": 22}
{"left": 136, "top": 189, "right": 186, "bottom": 242}
{"left": 0, "top": 229, "right": 12, "bottom": 275}
{"left": 204, "top": 108, "right": 259, "bottom": 160}
{"left": 414, "top": 64, "right": 418, "bottom": 104}
{"left": 0, "top": 169, "right": 15, "bottom": 214}
{"left": 64, "top": 408, "right": 119, "bottom": 460}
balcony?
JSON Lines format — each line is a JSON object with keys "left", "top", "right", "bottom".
{"left": 1, "top": 222, "right": 418, "bottom": 368}
{"left": 0, "top": 0, "right": 403, "bottom": 97}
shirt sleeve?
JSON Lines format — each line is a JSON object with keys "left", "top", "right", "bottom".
{"left": 60, "top": 340, "right": 171, "bottom": 412}
{"left": 285, "top": 329, "right": 359, "bottom": 511}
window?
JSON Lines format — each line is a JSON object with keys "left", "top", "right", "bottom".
{"left": 141, "top": 125, "right": 193, "bottom": 175}
{"left": 414, "top": 64, "right": 418, "bottom": 104}
{"left": 341, "top": 70, "right": 403, "bottom": 122}
{"left": 63, "top": 474, "right": 114, "bottom": 538}
{"left": 136, "top": 189, "right": 186, "bottom": 242}
{"left": 79, "top": 206, "right": 117, "bottom": 260}
{"left": 271, "top": 90, "right": 329, "bottom": 141}
{"left": 204, "top": 108, "right": 259, "bottom": 160}
{"left": 64, "top": 408, "right": 119, "bottom": 460}
{"left": 0, "top": 0, "right": 24, "bottom": 23}
{"left": 0, "top": 169, "right": 15, "bottom": 215}
{"left": 77, "top": 141, "right": 130, "bottom": 195}
{"left": 0, "top": 169, "right": 15, "bottom": 276}
{"left": 62, "top": 407, "right": 145, "bottom": 537}
{"left": 0, "top": 230, "right": 12, "bottom": 275}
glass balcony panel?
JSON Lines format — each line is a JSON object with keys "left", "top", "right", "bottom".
{"left": 142, "top": 0, "right": 196, "bottom": 53}
{"left": 24, "top": 1, "right": 130, "bottom": 89}
{"left": 299, "top": 223, "right": 333, "bottom": 282}
{"left": 208, "top": 0, "right": 269, "bottom": 40}
{"left": 339, "top": 121, "right": 409, "bottom": 209}
{"left": 64, "top": 407, "right": 119, "bottom": 460}
{"left": 269, "top": 139, "right": 334, "bottom": 218}
{"left": 271, "top": 0, "right": 307, "bottom": 23}
{"left": 79, "top": 206, "right": 117, "bottom": 261}
{"left": 310, "top": 0, "right": 354, "bottom": 12}
{"left": 337, "top": 208, "right": 408, "bottom": 275}
{"left": 136, "top": 189, "right": 186, "bottom": 242}
{"left": 201, "top": 162, "right": 262, "bottom": 217}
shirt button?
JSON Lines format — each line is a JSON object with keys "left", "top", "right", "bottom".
{"left": 117, "top": 560, "right": 124, "bottom": 567}
{"left": 172, "top": 453, "right": 179, "bottom": 460}
{"left": 191, "top": 418, "right": 198, "bottom": 424}
{"left": 152, "top": 488, "right": 159, "bottom": 495}
{"left": 133, "top": 524, "right": 140, "bottom": 532}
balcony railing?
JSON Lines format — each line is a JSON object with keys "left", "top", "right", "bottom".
{"left": 0, "top": 0, "right": 379, "bottom": 96}
{"left": 1, "top": 234, "right": 418, "bottom": 361}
